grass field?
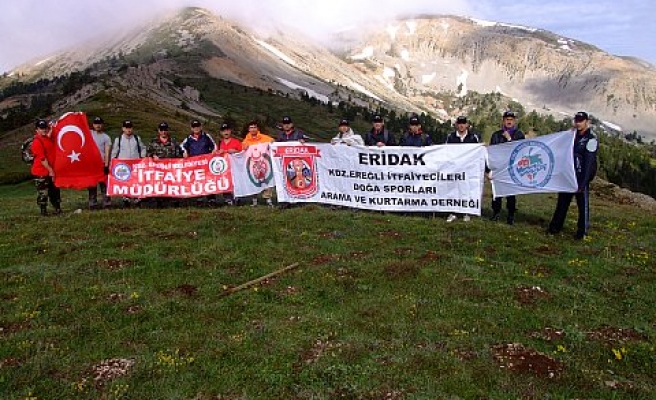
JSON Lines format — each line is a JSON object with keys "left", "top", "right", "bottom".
{"left": 0, "top": 182, "right": 655, "bottom": 399}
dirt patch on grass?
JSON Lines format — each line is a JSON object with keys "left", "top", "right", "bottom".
{"left": 451, "top": 348, "right": 479, "bottom": 361}
{"left": 294, "top": 338, "right": 338, "bottom": 371}
{"left": 311, "top": 254, "right": 341, "bottom": 265}
{"left": 107, "top": 293, "right": 126, "bottom": 303}
{"left": 0, "top": 357, "right": 22, "bottom": 368}
{"left": 384, "top": 260, "right": 420, "bottom": 280}
{"left": 492, "top": 343, "right": 564, "bottom": 378}
{"left": 125, "top": 305, "right": 142, "bottom": 314}
{"left": 526, "top": 265, "right": 552, "bottom": 277}
{"left": 0, "top": 321, "right": 31, "bottom": 335}
{"left": 379, "top": 230, "right": 402, "bottom": 238}
{"left": 529, "top": 327, "right": 565, "bottom": 342}
{"left": 420, "top": 250, "right": 442, "bottom": 262}
{"left": 88, "top": 358, "right": 135, "bottom": 388}
{"left": 171, "top": 284, "right": 198, "bottom": 297}
{"left": 515, "top": 285, "right": 550, "bottom": 305}
{"left": 97, "top": 259, "right": 133, "bottom": 271}
{"left": 586, "top": 326, "right": 647, "bottom": 345}
{"left": 103, "top": 224, "right": 134, "bottom": 234}
{"left": 394, "top": 247, "right": 413, "bottom": 255}
{"left": 348, "top": 251, "right": 368, "bottom": 259}
{"left": 533, "top": 244, "right": 561, "bottom": 256}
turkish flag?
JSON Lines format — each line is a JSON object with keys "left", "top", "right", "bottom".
{"left": 52, "top": 112, "right": 105, "bottom": 189}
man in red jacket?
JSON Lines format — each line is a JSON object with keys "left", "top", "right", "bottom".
{"left": 31, "top": 119, "right": 61, "bottom": 216}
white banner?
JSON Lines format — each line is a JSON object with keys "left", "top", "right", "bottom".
{"left": 231, "top": 143, "right": 275, "bottom": 197}
{"left": 488, "top": 131, "right": 577, "bottom": 198}
{"left": 271, "top": 143, "right": 486, "bottom": 213}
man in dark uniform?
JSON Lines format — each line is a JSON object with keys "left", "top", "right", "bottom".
{"left": 548, "top": 111, "right": 598, "bottom": 240}
{"left": 489, "top": 111, "right": 525, "bottom": 224}
{"left": 276, "top": 116, "right": 308, "bottom": 142}
{"left": 444, "top": 116, "right": 481, "bottom": 222}
{"left": 399, "top": 115, "right": 432, "bottom": 147}
{"left": 365, "top": 114, "right": 396, "bottom": 146}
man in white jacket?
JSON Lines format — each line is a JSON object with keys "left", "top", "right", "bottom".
{"left": 330, "top": 119, "right": 364, "bottom": 146}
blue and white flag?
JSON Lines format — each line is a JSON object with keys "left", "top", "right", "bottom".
{"left": 488, "top": 131, "right": 577, "bottom": 198}
{"left": 230, "top": 143, "right": 276, "bottom": 197}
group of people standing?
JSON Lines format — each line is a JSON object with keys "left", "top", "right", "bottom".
{"left": 29, "top": 110, "right": 597, "bottom": 239}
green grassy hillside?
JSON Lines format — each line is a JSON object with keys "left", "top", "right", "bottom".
{"left": 1, "top": 182, "right": 654, "bottom": 399}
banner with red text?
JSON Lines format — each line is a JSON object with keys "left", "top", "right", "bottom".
{"left": 271, "top": 142, "right": 486, "bottom": 213}
{"left": 107, "top": 154, "right": 232, "bottom": 198}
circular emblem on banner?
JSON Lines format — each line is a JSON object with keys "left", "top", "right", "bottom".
{"left": 508, "top": 140, "right": 555, "bottom": 188}
{"left": 209, "top": 157, "right": 228, "bottom": 175}
{"left": 247, "top": 153, "right": 273, "bottom": 186}
{"left": 112, "top": 163, "right": 132, "bottom": 182}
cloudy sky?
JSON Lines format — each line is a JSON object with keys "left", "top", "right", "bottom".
{"left": 1, "top": 0, "right": 654, "bottom": 73}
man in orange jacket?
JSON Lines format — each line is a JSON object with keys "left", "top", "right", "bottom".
{"left": 242, "top": 121, "right": 275, "bottom": 207}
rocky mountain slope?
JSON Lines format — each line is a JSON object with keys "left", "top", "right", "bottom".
{"left": 4, "top": 8, "right": 655, "bottom": 138}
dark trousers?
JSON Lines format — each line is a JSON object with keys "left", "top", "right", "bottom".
{"left": 548, "top": 187, "right": 590, "bottom": 236}
{"left": 491, "top": 195, "right": 516, "bottom": 215}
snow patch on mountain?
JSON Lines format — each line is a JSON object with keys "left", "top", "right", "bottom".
{"left": 602, "top": 120, "right": 623, "bottom": 132}
{"left": 349, "top": 46, "right": 374, "bottom": 60}
{"left": 422, "top": 72, "right": 436, "bottom": 84}
{"left": 386, "top": 25, "right": 399, "bottom": 41}
{"left": 277, "top": 77, "right": 329, "bottom": 103}
{"left": 469, "top": 17, "right": 537, "bottom": 32}
{"left": 406, "top": 21, "right": 417, "bottom": 35}
{"left": 347, "top": 80, "right": 382, "bottom": 101}
{"left": 254, "top": 38, "right": 296, "bottom": 66}
{"left": 383, "top": 67, "right": 395, "bottom": 79}
{"left": 400, "top": 49, "right": 410, "bottom": 61}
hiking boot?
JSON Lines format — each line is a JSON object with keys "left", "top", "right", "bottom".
{"left": 574, "top": 232, "right": 586, "bottom": 240}
{"left": 506, "top": 214, "right": 515, "bottom": 225}
{"left": 250, "top": 198, "right": 258, "bottom": 207}
{"left": 266, "top": 199, "right": 274, "bottom": 209}
{"left": 446, "top": 214, "right": 457, "bottom": 223}
{"left": 53, "top": 208, "right": 62, "bottom": 216}
{"left": 40, "top": 206, "right": 48, "bottom": 216}
{"left": 490, "top": 212, "right": 500, "bottom": 221}
{"left": 463, "top": 215, "right": 471, "bottom": 222}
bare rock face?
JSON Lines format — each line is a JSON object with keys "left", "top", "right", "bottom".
{"left": 6, "top": 9, "right": 656, "bottom": 138}
{"left": 341, "top": 16, "right": 656, "bottom": 138}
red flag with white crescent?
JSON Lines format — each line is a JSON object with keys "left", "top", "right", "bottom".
{"left": 52, "top": 112, "right": 105, "bottom": 189}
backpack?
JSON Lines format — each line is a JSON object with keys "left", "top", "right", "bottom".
{"left": 21, "top": 136, "right": 35, "bottom": 164}
{"left": 114, "top": 134, "right": 142, "bottom": 158}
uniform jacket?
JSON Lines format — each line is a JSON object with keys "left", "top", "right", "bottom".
{"left": 276, "top": 128, "right": 307, "bottom": 142}
{"left": 445, "top": 130, "right": 481, "bottom": 144}
{"left": 399, "top": 131, "right": 432, "bottom": 147}
{"left": 574, "top": 128, "right": 598, "bottom": 189}
{"left": 490, "top": 128, "right": 525, "bottom": 145}
{"left": 180, "top": 132, "right": 216, "bottom": 156}
{"left": 365, "top": 128, "right": 396, "bottom": 146}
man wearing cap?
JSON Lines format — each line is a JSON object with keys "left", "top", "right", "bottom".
{"left": 331, "top": 119, "right": 364, "bottom": 146}
{"left": 547, "top": 111, "right": 598, "bottom": 240}
{"left": 399, "top": 115, "right": 432, "bottom": 147}
{"left": 180, "top": 119, "right": 216, "bottom": 158}
{"left": 88, "top": 116, "right": 112, "bottom": 209}
{"left": 31, "top": 119, "right": 61, "bottom": 216}
{"left": 147, "top": 122, "right": 181, "bottom": 160}
{"left": 242, "top": 120, "right": 275, "bottom": 207}
{"left": 365, "top": 115, "right": 396, "bottom": 147}
{"left": 444, "top": 116, "right": 481, "bottom": 222}
{"left": 488, "top": 110, "right": 525, "bottom": 224}
{"left": 276, "top": 116, "right": 307, "bottom": 143}
{"left": 216, "top": 123, "right": 242, "bottom": 206}
{"left": 180, "top": 119, "right": 218, "bottom": 206}
{"left": 111, "top": 120, "right": 146, "bottom": 207}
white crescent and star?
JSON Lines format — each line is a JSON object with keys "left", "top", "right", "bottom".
{"left": 57, "top": 125, "right": 86, "bottom": 163}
